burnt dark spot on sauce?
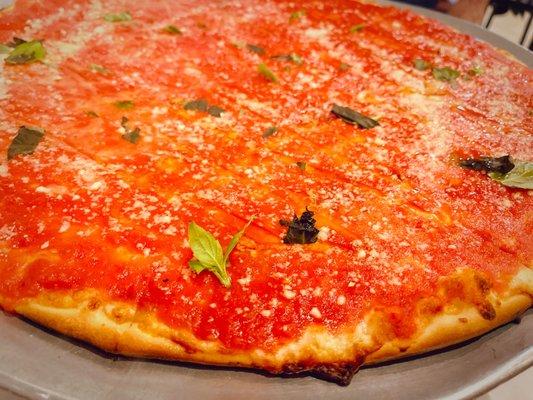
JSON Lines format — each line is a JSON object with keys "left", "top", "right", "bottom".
{"left": 280, "top": 208, "right": 319, "bottom": 244}
{"left": 459, "top": 155, "right": 514, "bottom": 174}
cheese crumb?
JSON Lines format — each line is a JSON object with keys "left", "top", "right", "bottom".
{"left": 337, "top": 295, "right": 346, "bottom": 305}
{"left": 58, "top": 220, "right": 71, "bottom": 233}
{"left": 310, "top": 307, "right": 322, "bottom": 319}
{"left": 40, "top": 241, "right": 49, "bottom": 249}
{"left": 260, "top": 309, "right": 272, "bottom": 317}
{"left": 283, "top": 289, "right": 296, "bottom": 299}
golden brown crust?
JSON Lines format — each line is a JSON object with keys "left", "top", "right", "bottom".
{"left": 3, "top": 266, "right": 531, "bottom": 383}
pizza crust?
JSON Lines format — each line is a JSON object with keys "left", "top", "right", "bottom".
{"left": 4, "top": 266, "right": 531, "bottom": 385}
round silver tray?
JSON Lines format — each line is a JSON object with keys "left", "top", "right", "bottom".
{"left": 0, "top": 1, "right": 531, "bottom": 399}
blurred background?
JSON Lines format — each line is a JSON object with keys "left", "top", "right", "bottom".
{"left": 398, "top": 0, "right": 533, "bottom": 48}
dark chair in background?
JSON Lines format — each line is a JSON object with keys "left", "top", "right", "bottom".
{"left": 485, "top": 0, "right": 533, "bottom": 48}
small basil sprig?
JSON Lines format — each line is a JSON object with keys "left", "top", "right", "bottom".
{"left": 331, "top": 104, "right": 379, "bottom": 129}
{"left": 188, "top": 218, "right": 254, "bottom": 287}
{"left": 459, "top": 155, "right": 532, "bottom": 189}
{"left": 258, "top": 63, "right": 278, "bottom": 82}
{"left": 184, "top": 99, "right": 224, "bottom": 117}
{"left": 5, "top": 40, "right": 46, "bottom": 65}
{"left": 7, "top": 126, "right": 45, "bottom": 160}
{"left": 103, "top": 11, "right": 132, "bottom": 22}
{"left": 489, "top": 161, "right": 533, "bottom": 189}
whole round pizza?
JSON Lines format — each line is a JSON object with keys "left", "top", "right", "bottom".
{"left": 0, "top": 0, "right": 531, "bottom": 386}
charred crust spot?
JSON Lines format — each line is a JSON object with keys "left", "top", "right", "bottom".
{"left": 86, "top": 297, "right": 101, "bottom": 311}
{"left": 311, "top": 360, "right": 364, "bottom": 386}
{"left": 170, "top": 336, "right": 198, "bottom": 354}
{"left": 281, "top": 357, "right": 365, "bottom": 386}
{"left": 478, "top": 302, "right": 496, "bottom": 320}
{"left": 474, "top": 274, "right": 491, "bottom": 295}
{"left": 458, "top": 317, "right": 468, "bottom": 323}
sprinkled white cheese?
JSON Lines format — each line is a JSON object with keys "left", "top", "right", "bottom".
{"left": 310, "top": 307, "right": 322, "bottom": 319}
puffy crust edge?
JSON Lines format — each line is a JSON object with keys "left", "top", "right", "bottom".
{"left": 2, "top": 267, "right": 531, "bottom": 384}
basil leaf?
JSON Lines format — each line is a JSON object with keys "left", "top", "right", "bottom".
{"left": 262, "top": 126, "right": 278, "bottom": 138}
{"left": 296, "top": 161, "right": 306, "bottom": 170}
{"left": 258, "top": 63, "right": 278, "bottom": 82}
{"left": 184, "top": 99, "right": 209, "bottom": 112}
{"left": 89, "top": 63, "right": 109, "bottom": 74}
{"left": 280, "top": 209, "right": 319, "bottom": 244}
{"left": 5, "top": 40, "right": 46, "bottom": 65}
{"left": 207, "top": 105, "right": 224, "bottom": 117}
{"left": 271, "top": 53, "right": 302, "bottom": 65}
{"left": 114, "top": 100, "right": 134, "bottom": 110}
{"left": 459, "top": 155, "right": 514, "bottom": 174}
{"left": 413, "top": 58, "right": 430, "bottom": 71}
{"left": 120, "top": 116, "right": 140, "bottom": 144}
{"left": 222, "top": 217, "right": 254, "bottom": 265}
{"left": 5, "top": 37, "right": 26, "bottom": 47}
{"left": 331, "top": 104, "right": 379, "bottom": 129}
{"left": 246, "top": 44, "right": 265, "bottom": 55}
{"left": 188, "top": 219, "right": 254, "bottom": 287}
{"left": 489, "top": 161, "right": 533, "bottom": 189}
{"left": 163, "top": 25, "right": 182, "bottom": 34}
{"left": 103, "top": 11, "right": 132, "bottom": 22}
{"left": 467, "top": 66, "right": 483, "bottom": 77}
{"left": 7, "top": 126, "right": 45, "bottom": 160}
{"left": 350, "top": 23, "right": 365, "bottom": 33}
{"left": 289, "top": 10, "right": 305, "bottom": 22}
{"left": 339, "top": 62, "right": 351, "bottom": 71}
{"left": 188, "top": 222, "right": 225, "bottom": 268}
{"left": 433, "top": 66, "right": 460, "bottom": 82}
{"left": 184, "top": 99, "right": 224, "bottom": 117}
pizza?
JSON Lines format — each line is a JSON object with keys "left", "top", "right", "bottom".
{"left": 0, "top": 0, "right": 532, "bottom": 386}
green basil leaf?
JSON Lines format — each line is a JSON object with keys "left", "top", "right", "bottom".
{"left": 114, "top": 100, "right": 134, "bottom": 110}
{"left": 188, "top": 259, "right": 207, "bottom": 273}
{"left": 271, "top": 53, "right": 302, "bottom": 65}
{"left": 258, "top": 63, "right": 278, "bottom": 82}
{"left": 262, "top": 126, "right": 278, "bottom": 138}
{"left": 222, "top": 217, "right": 254, "bottom": 265}
{"left": 5, "top": 40, "right": 46, "bottom": 65}
{"left": 433, "top": 66, "right": 460, "bottom": 82}
{"left": 184, "top": 99, "right": 224, "bottom": 117}
{"left": 467, "top": 66, "right": 483, "bottom": 76}
{"left": 188, "top": 222, "right": 224, "bottom": 268}
{"left": 5, "top": 37, "right": 26, "bottom": 47}
{"left": 331, "top": 104, "right": 379, "bottom": 129}
{"left": 289, "top": 10, "right": 305, "bottom": 22}
{"left": 163, "top": 25, "right": 182, "bottom": 35}
{"left": 296, "top": 161, "right": 306, "bottom": 170}
{"left": 339, "top": 62, "right": 351, "bottom": 71}
{"left": 89, "top": 63, "right": 109, "bottom": 74}
{"left": 350, "top": 23, "right": 365, "bottom": 33}
{"left": 103, "top": 11, "right": 132, "bottom": 22}
{"left": 246, "top": 44, "right": 265, "bottom": 55}
{"left": 7, "top": 126, "right": 45, "bottom": 160}
{"left": 207, "top": 105, "right": 224, "bottom": 117}
{"left": 86, "top": 110, "right": 99, "bottom": 118}
{"left": 184, "top": 99, "right": 209, "bottom": 112}
{"left": 413, "top": 58, "right": 430, "bottom": 71}
{"left": 120, "top": 116, "right": 140, "bottom": 144}
{"left": 489, "top": 161, "right": 533, "bottom": 189}
{"left": 188, "top": 219, "right": 254, "bottom": 287}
